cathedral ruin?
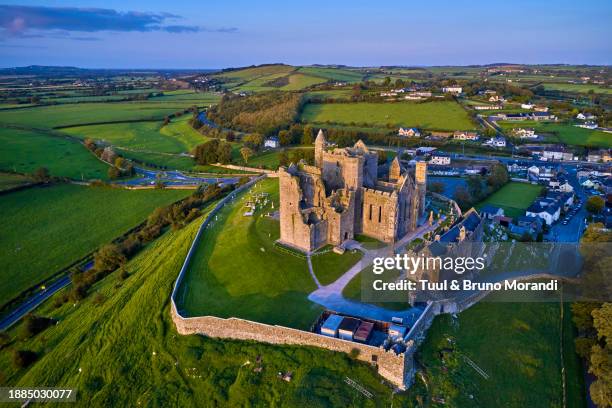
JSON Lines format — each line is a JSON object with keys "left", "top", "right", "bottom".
{"left": 278, "top": 130, "right": 427, "bottom": 252}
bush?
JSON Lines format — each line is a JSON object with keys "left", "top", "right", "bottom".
{"left": 12, "top": 349, "right": 38, "bottom": 368}
{"left": 20, "top": 314, "right": 54, "bottom": 339}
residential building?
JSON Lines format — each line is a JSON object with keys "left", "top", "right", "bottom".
{"left": 453, "top": 131, "right": 480, "bottom": 141}
{"left": 480, "top": 205, "right": 504, "bottom": 220}
{"left": 474, "top": 105, "right": 503, "bottom": 110}
{"left": 577, "top": 121, "right": 598, "bottom": 129}
{"left": 430, "top": 153, "right": 451, "bottom": 166}
{"left": 484, "top": 136, "right": 506, "bottom": 148}
{"left": 442, "top": 85, "right": 462, "bottom": 94}
{"left": 398, "top": 127, "right": 421, "bottom": 137}
{"left": 521, "top": 103, "right": 534, "bottom": 109}
{"left": 264, "top": 136, "right": 280, "bottom": 149}
{"left": 541, "top": 146, "right": 573, "bottom": 161}
{"left": 587, "top": 149, "right": 611, "bottom": 163}
{"left": 512, "top": 128, "right": 537, "bottom": 138}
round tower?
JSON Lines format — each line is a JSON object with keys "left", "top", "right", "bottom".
{"left": 314, "top": 129, "right": 326, "bottom": 168}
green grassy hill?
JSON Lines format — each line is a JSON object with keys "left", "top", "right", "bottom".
{"left": 0, "top": 205, "right": 406, "bottom": 407}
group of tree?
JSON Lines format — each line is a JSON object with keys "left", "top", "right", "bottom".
{"left": 570, "top": 224, "right": 611, "bottom": 407}
{"left": 453, "top": 163, "right": 509, "bottom": 210}
{"left": 278, "top": 148, "right": 315, "bottom": 167}
{"left": 206, "top": 91, "right": 304, "bottom": 136}
{"left": 192, "top": 139, "right": 232, "bottom": 165}
{"left": 58, "top": 184, "right": 227, "bottom": 305}
{"left": 83, "top": 139, "right": 134, "bottom": 179}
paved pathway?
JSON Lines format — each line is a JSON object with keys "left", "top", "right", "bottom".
{"left": 307, "top": 219, "right": 442, "bottom": 323}
{"left": 306, "top": 255, "right": 322, "bottom": 288}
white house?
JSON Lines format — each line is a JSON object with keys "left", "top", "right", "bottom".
{"left": 577, "top": 113, "right": 597, "bottom": 121}
{"left": 474, "top": 105, "right": 502, "bottom": 110}
{"left": 521, "top": 103, "right": 534, "bottom": 109}
{"left": 488, "top": 95, "right": 503, "bottom": 102}
{"left": 484, "top": 136, "right": 506, "bottom": 148}
{"left": 526, "top": 201, "right": 561, "bottom": 225}
{"left": 512, "top": 128, "right": 537, "bottom": 138}
{"left": 398, "top": 127, "right": 421, "bottom": 137}
{"left": 558, "top": 181, "right": 574, "bottom": 193}
{"left": 442, "top": 86, "right": 462, "bottom": 94}
{"left": 576, "top": 121, "right": 598, "bottom": 130}
{"left": 430, "top": 153, "right": 451, "bottom": 165}
{"left": 453, "top": 131, "right": 479, "bottom": 141}
{"left": 264, "top": 136, "right": 280, "bottom": 149}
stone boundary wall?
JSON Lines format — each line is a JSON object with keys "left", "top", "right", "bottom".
{"left": 171, "top": 304, "right": 407, "bottom": 388}
{"left": 211, "top": 163, "right": 278, "bottom": 177}
{"left": 170, "top": 173, "right": 408, "bottom": 389}
{"left": 430, "top": 191, "right": 462, "bottom": 218}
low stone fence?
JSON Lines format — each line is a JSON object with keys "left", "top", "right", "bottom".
{"left": 211, "top": 163, "right": 279, "bottom": 177}
{"left": 170, "top": 173, "right": 408, "bottom": 389}
{"left": 171, "top": 304, "right": 407, "bottom": 388}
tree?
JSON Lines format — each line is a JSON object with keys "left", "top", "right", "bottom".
{"left": 108, "top": 166, "right": 120, "bottom": 179}
{"left": 32, "top": 167, "right": 50, "bottom": 182}
{"left": 279, "top": 150, "right": 289, "bottom": 167}
{"left": 193, "top": 140, "right": 221, "bottom": 165}
{"left": 428, "top": 181, "right": 445, "bottom": 194}
{"left": 383, "top": 76, "right": 391, "bottom": 87}
{"left": 216, "top": 142, "right": 232, "bottom": 164}
{"left": 243, "top": 133, "right": 264, "bottom": 150}
{"left": 302, "top": 125, "right": 313, "bottom": 145}
{"left": 586, "top": 196, "right": 605, "bottom": 214}
{"left": 114, "top": 157, "right": 125, "bottom": 169}
{"left": 466, "top": 176, "right": 485, "bottom": 201}
{"left": 240, "top": 147, "right": 254, "bottom": 164}
{"left": 454, "top": 186, "right": 473, "bottom": 210}
{"left": 12, "top": 349, "right": 37, "bottom": 368}
{"left": 487, "top": 163, "right": 509, "bottom": 190}
{"left": 94, "top": 244, "right": 127, "bottom": 274}
{"left": 278, "top": 130, "right": 291, "bottom": 146}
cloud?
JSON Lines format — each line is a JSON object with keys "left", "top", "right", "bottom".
{"left": 0, "top": 5, "right": 236, "bottom": 37}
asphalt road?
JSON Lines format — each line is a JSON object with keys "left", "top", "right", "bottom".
{"left": 0, "top": 275, "right": 71, "bottom": 331}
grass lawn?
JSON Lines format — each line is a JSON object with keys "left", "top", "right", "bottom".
{"left": 499, "top": 121, "right": 612, "bottom": 148}
{"left": 297, "top": 66, "right": 364, "bottom": 83}
{"left": 0, "top": 127, "right": 110, "bottom": 180}
{"left": 342, "top": 267, "right": 411, "bottom": 312}
{"left": 417, "top": 295, "right": 584, "bottom": 407}
{"left": 0, "top": 172, "right": 32, "bottom": 191}
{"left": 62, "top": 116, "right": 207, "bottom": 154}
{"left": 280, "top": 73, "right": 327, "bottom": 90}
{"left": 310, "top": 249, "right": 362, "bottom": 286}
{"left": 542, "top": 82, "right": 612, "bottom": 94}
{"left": 477, "top": 182, "right": 542, "bottom": 220}
{"left": 301, "top": 101, "right": 475, "bottom": 131}
{"left": 177, "top": 178, "right": 322, "bottom": 329}
{"left": 0, "top": 102, "right": 192, "bottom": 129}
{"left": 0, "top": 207, "right": 406, "bottom": 406}
{"left": 0, "top": 184, "right": 191, "bottom": 306}
{"left": 239, "top": 147, "right": 313, "bottom": 169}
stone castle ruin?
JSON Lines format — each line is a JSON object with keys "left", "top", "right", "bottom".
{"left": 278, "top": 130, "right": 427, "bottom": 252}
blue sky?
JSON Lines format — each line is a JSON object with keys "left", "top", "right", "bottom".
{"left": 0, "top": 0, "right": 610, "bottom": 68}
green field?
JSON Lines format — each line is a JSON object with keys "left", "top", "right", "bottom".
{"left": 62, "top": 116, "right": 206, "bottom": 155}
{"left": 177, "top": 178, "right": 359, "bottom": 329}
{"left": 239, "top": 147, "right": 313, "bottom": 169}
{"left": 542, "top": 82, "right": 612, "bottom": 94}
{"left": 280, "top": 73, "right": 327, "bottom": 90}
{"left": 0, "top": 102, "right": 192, "bottom": 129}
{"left": 297, "top": 67, "right": 364, "bottom": 83}
{"left": 0, "top": 172, "right": 32, "bottom": 191}
{"left": 500, "top": 121, "right": 612, "bottom": 148}
{"left": 476, "top": 182, "right": 542, "bottom": 219}
{"left": 418, "top": 296, "right": 584, "bottom": 407}
{"left": 0, "top": 127, "right": 110, "bottom": 180}
{"left": 0, "top": 184, "right": 191, "bottom": 306}
{"left": 301, "top": 101, "right": 475, "bottom": 131}
{"left": 0, "top": 208, "right": 404, "bottom": 407}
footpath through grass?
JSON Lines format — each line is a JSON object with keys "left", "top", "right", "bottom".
{"left": 0, "top": 127, "right": 110, "bottom": 180}
{"left": 476, "top": 182, "right": 542, "bottom": 220}
{"left": 301, "top": 101, "right": 475, "bottom": 131}
{"left": 0, "top": 184, "right": 191, "bottom": 307}
{"left": 0, "top": 208, "right": 407, "bottom": 407}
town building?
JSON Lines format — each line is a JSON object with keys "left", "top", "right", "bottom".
{"left": 512, "top": 128, "right": 537, "bottom": 138}
{"left": 398, "top": 127, "right": 421, "bottom": 137}
{"left": 429, "top": 153, "right": 451, "bottom": 166}
{"left": 264, "top": 136, "right": 280, "bottom": 149}
{"left": 442, "top": 86, "right": 462, "bottom": 94}
{"left": 278, "top": 131, "right": 427, "bottom": 252}
{"left": 587, "top": 149, "right": 612, "bottom": 163}
{"left": 484, "top": 136, "right": 506, "bottom": 148}
{"left": 453, "top": 131, "right": 480, "bottom": 141}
